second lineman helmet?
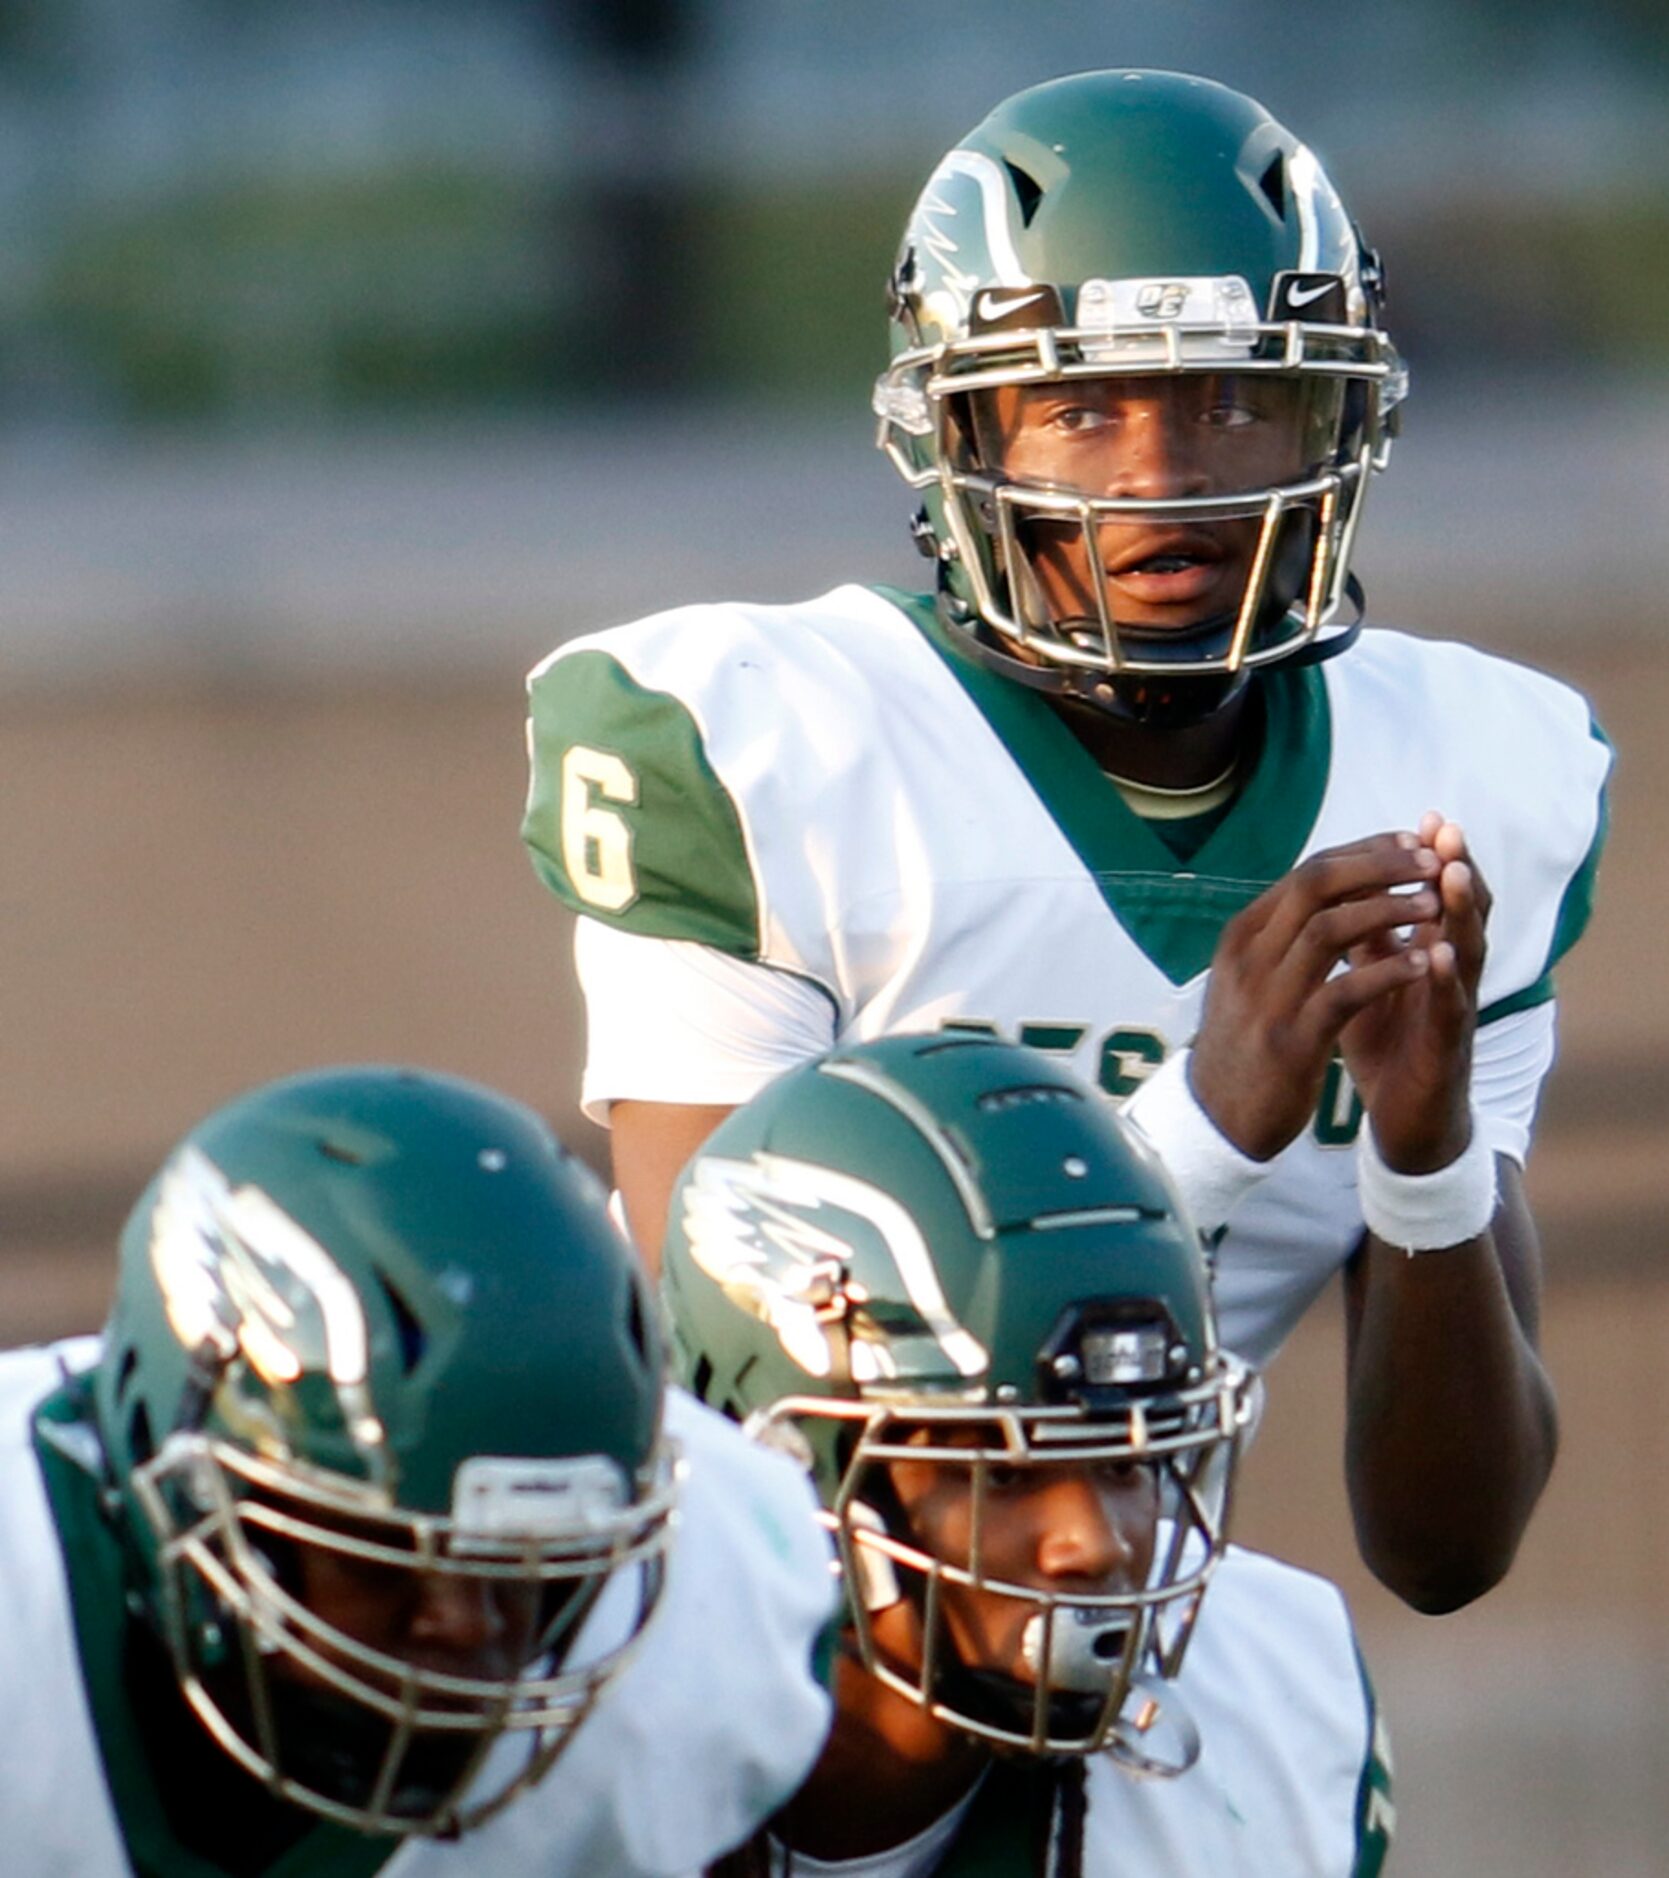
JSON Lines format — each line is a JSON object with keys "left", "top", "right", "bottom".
{"left": 663, "top": 1034, "right": 1256, "bottom": 1764}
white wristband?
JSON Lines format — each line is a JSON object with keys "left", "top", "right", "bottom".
{"left": 1121, "top": 1048, "right": 1270, "bottom": 1236}
{"left": 1356, "top": 1115, "right": 1499, "bottom": 1253}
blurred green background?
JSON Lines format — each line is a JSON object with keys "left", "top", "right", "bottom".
{"left": 3, "top": 6, "right": 1667, "bottom": 1875}
{"left": 0, "top": 0, "right": 1663, "bottom": 422}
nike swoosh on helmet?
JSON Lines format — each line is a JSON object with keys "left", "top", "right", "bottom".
{"left": 975, "top": 287, "right": 1045, "bottom": 321}
{"left": 1285, "top": 278, "right": 1338, "bottom": 308}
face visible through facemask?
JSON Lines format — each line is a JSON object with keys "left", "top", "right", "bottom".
{"left": 871, "top": 1423, "right": 1160, "bottom": 1728}
{"left": 968, "top": 372, "right": 1344, "bottom": 648}
{"left": 282, "top": 1523, "right": 552, "bottom": 1692}
{"left": 206, "top": 1493, "right": 579, "bottom": 1827}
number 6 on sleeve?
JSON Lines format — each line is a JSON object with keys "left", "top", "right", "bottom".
{"left": 561, "top": 745, "right": 640, "bottom": 912}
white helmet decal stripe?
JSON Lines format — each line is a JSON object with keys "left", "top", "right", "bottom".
{"left": 683, "top": 1152, "right": 989, "bottom": 1381}
{"left": 1289, "top": 143, "right": 1324, "bottom": 273}
{"left": 221, "top": 1181, "right": 370, "bottom": 1388}
{"left": 916, "top": 148, "right": 1032, "bottom": 302}
{"left": 151, "top": 1145, "right": 385, "bottom": 1471}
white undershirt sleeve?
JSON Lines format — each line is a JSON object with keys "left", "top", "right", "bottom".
{"left": 1470, "top": 999, "right": 1558, "bottom": 1167}
{"left": 575, "top": 918, "right": 840, "bottom": 1124}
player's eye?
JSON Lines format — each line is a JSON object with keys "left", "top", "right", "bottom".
{"left": 1051, "top": 404, "right": 1111, "bottom": 436}
{"left": 1199, "top": 401, "right": 1258, "bottom": 430}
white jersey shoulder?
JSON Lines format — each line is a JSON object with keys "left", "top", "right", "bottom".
{"left": 761, "top": 1545, "right": 1385, "bottom": 1878}
{"left": 1089, "top": 1545, "right": 1387, "bottom": 1876}
{"left": 441, "top": 1387, "right": 836, "bottom": 1877}
{"left": 525, "top": 583, "right": 1029, "bottom": 992}
{"left": 0, "top": 1339, "right": 134, "bottom": 1876}
{"left": 1320, "top": 629, "right": 1607, "bottom": 1015}
{"left": 1, "top": 1344, "right": 833, "bottom": 1877}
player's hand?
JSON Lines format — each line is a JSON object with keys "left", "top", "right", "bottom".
{"left": 1339, "top": 813, "right": 1490, "bottom": 1173}
{"left": 1190, "top": 831, "right": 1445, "bottom": 1161}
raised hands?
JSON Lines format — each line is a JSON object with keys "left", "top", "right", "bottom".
{"left": 1190, "top": 816, "right": 1485, "bottom": 1166}
{"left": 1338, "top": 814, "right": 1489, "bottom": 1173}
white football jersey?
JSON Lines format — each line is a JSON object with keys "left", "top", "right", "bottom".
{"left": 1077, "top": 1546, "right": 1391, "bottom": 1876}
{"left": 0, "top": 1342, "right": 834, "bottom": 1876}
{"left": 764, "top": 1546, "right": 1390, "bottom": 1878}
{"left": 525, "top": 584, "right": 1609, "bottom": 1366}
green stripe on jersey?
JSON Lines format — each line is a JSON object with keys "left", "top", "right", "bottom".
{"left": 524, "top": 648, "right": 761, "bottom": 954}
{"left": 1351, "top": 1645, "right": 1396, "bottom": 1875}
{"left": 1544, "top": 718, "right": 1610, "bottom": 974}
{"left": 877, "top": 589, "right": 1331, "bottom": 987}
{"left": 1477, "top": 717, "right": 1608, "bottom": 1026}
{"left": 1478, "top": 971, "right": 1554, "bottom": 1026}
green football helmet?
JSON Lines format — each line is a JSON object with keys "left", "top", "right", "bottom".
{"left": 94, "top": 1066, "right": 674, "bottom": 1838}
{"left": 874, "top": 70, "right": 1405, "bottom": 721}
{"left": 662, "top": 1034, "right": 1256, "bottom": 1765}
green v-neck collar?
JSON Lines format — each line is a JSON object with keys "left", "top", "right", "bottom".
{"left": 874, "top": 588, "right": 1333, "bottom": 986}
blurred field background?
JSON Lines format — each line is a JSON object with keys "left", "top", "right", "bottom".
{"left": 3, "top": 2, "right": 1667, "bottom": 1870}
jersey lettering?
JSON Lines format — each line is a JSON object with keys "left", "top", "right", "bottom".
{"left": 1098, "top": 1027, "right": 1167, "bottom": 1099}
{"left": 1017, "top": 1022, "right": 1088, "bottom": 1053}
{"left": 941, "top": 1017, "right": 1364, "bottom": 1144}
{"left": 1313, "top": 1056, "right": 1364, "bottom": 1147}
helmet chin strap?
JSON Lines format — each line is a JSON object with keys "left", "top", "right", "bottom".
{"left": 1068, "top": 664, "right": 1250, "bottom": 733}
{"left": 922, "top": 1659, "right": 1200, "bottom": 1775}
{"left": 1102, "top": 1673, "right": 1202, "bottom": 1780}
{"left": 949, "top": 612, "right": 1250, "bottom": 731}
{"left": 1281, "top": 572, "right": 1367, "bottom": 665}
{"left": 939, "top": 570, "right": 1366, "bottom": 731}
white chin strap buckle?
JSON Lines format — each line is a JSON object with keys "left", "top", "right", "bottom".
{"left": 1107, "top": 1673, "right": 1202, "bottom": 1780}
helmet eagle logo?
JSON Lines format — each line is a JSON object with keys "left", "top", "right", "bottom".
{"left": 908, "top": 148, "right": 1033, "bottom": 341}
{"left": 681, "top": 1152, "right": 988, "bottom": 1386}
{"left": 149, "top": 1145, "right": 388, "bottom": 1470}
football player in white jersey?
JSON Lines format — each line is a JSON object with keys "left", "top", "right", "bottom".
{"left": 521, "top": 70, "right": 1611, "bottom": 1611}
{"left": 663, "top": 1036, "right": 1394, "bottom": 1877}
{"left": 3, "top": 1067, "right": 833, "bottom": 1875}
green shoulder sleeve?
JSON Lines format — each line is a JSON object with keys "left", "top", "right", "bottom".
{"left": 522, "top": 648, "right": 761, "bottom": 955}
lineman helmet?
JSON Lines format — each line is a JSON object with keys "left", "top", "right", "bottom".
{"left": 94, "top": 1066, "right": 674, "bottom": 1836}
{"left": 874, "top": 70, "right": 1404, "bottom": 722}
{"left": 663, "top": 1034, "right": 1256, "bottom": 1765}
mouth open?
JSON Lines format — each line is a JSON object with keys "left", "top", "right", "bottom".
{"left": 1103, "top": 534, "right": 1234, "bottom": 610}
{"left": 1126, "top": 550, "right": 1211, "bottom": 576}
